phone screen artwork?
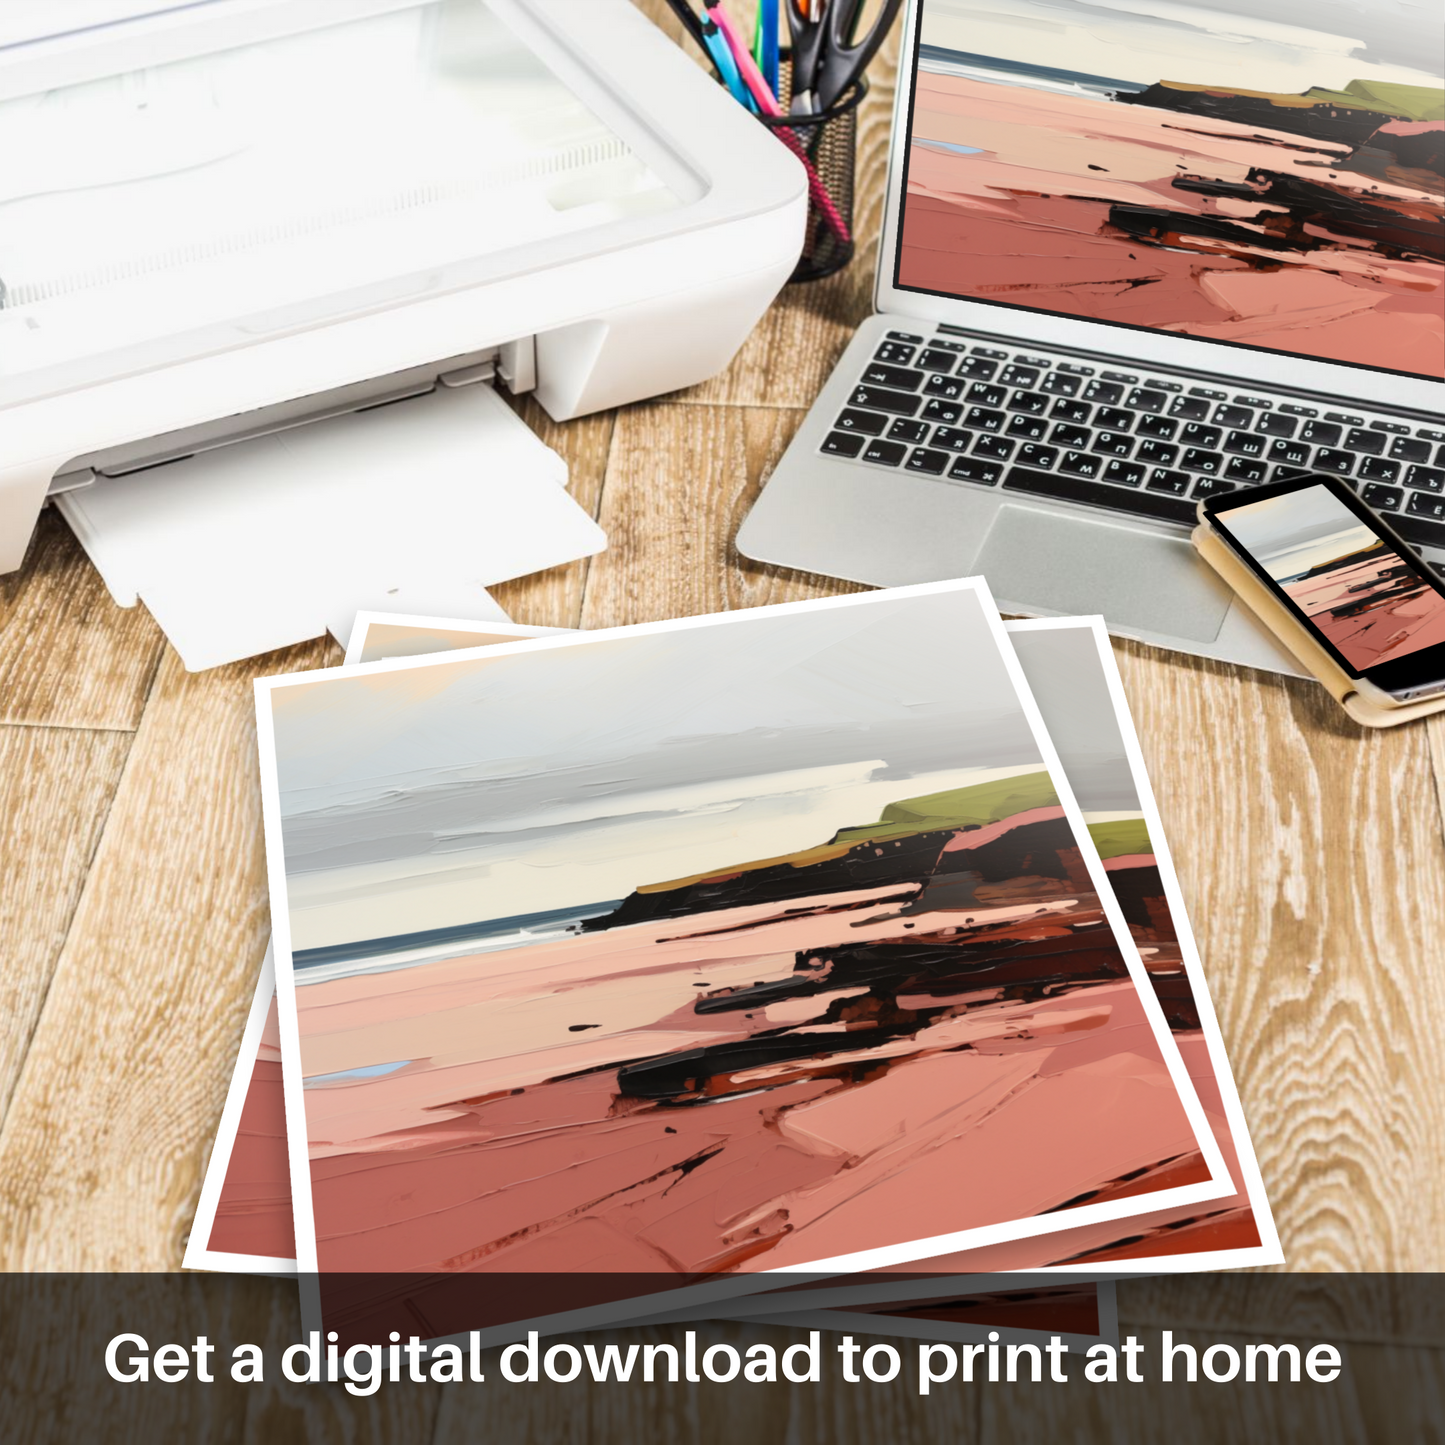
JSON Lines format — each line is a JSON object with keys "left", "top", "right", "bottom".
{"left": 1210, "top": 480, "right": 1445, "bottom": 684}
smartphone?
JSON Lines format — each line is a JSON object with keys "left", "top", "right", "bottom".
{"left": 1201, "top": 473, "right": 1445, "bottom": 706}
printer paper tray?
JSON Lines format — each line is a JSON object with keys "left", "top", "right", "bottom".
{"left": 57, "top": 383, "right": 605, "bottom": 671}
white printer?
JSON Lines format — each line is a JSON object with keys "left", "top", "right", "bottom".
{"left": 0, "top": 0, "right": 806, "bottom": 664}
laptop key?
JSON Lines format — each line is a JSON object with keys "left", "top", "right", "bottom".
{"left": 850, "top": 384, "right": 921, "bottom": 417}
{"left": 1387, "top": 433, "right": 1433, "bottom": 462}
{"left": 967, "top": 382, "right": 1008, "bottom": 407}
{"left": 1093, "top": 432, "right": 1134, "bottom": 457}
{"left": 1407, "top": 465, "right": 1445, "bottom": 493}
{"left": 1361, "top": 483, "right": 1402, "bottom": 511}
{"left": 1256, "top": 413, "right": 1298, "bottom": 438}
{"left": 1104, "top": 459, "right": 1146, "bottom": 487}
{"left": 1225, "top": 456, "right": 1268, "bottom": 483}
{"left": 1004, "top": 465, "right": 1196, "bottom": 524}
{"left": 1137, "top": 440, "right": 1178, "bottom": 467}
{"left": 1223, "top": 430, "right": 1265, "bottom": 457}
{"left": 1169, "top": 395, "right": 1211, "bottom": 421}
{"left": 1041, "top": 372, "right": 1081, "bottom": 397}
{"left": 1214, "top": 404, "right": 1254, "bottom": 429}
{"left": 1268, "top": 438, "right": 1311, "bottom": 467}
{"left": 1182, "top": 448, "right": 1223, "bottom": 474}
{"left": 974, "top": 435, "right": 1015, "bottom": 461}
{"left": 1050, "top": 398, "right": 1092, "bottom": 424}
{"left": 887, "top": 418, "right": 931, "bottom": 444}
{"left": 863, "top": 363, "right": 925, "bottom": 389}
{"left": 1126, "top": 388, "right": 1167, "bottom": 413}
{"left": 1344, "top": 428, "right": 1384, "bottom": 456}
{"left": 821, "top": 431, "right": 866, "bottom": 458}
{"left": 886, "top": 330, "right": 924, "bottom": 343}
{"left": 930, "top": 426, "right": 974, "bottom": 452}
{"left": 1051, "top": 423, "right": 1091, "bottom": 449}
{"left": 924, "top": 374, "right": 966, "bottom": 400}
{"left": 957, "top": 356, "right": 999, "bottom": 380}
{"left": 998, "top": 364, "right": 1040, "bottom": 388}
{"left": 1300, "top": 420, "right": 1341, "bottom": 447}
{"left": 1007, "top": 414, "right": 1048, "bottom": 441}
{"left": 1147, "top": 469, "right": 1191, "bottom": 495}
{"left": 1359, "top": 457, "right": 1400, "bottom": 483}
{"left": 916, "top": 348, "right": 959, "bottom": 374}
{"left": 1083, "top": 380, "right": 1124, "bottom": 404}
{"left": 1136, "top": 414, "right": 1178, "bottom": 440}
{"left": 1393, "top": 514, "right": 1445, "bottom": 551}
{"left": 860, "top": 438, "right": 908, "bottom": 466}
{"left": 1180, "top": 423, "right": 1222, "bottom": 449}
{"left": 947, "top": 457, "right": 1003, "bottom": 485}
{"left": 1314, "top": 448, "right": 1354, "bottom": 476}
{"left": 835, "top": 408, "right": 890, "bottom": 435}
{"left": 1407, "top": 491, "right": 1445, "bottom": 521}
{"left": 1192, "top": 477, "right": 1236, "bottom": 499}
{"left": 1017, "top": 444, "right": 1059, "bottom": 469}
{"left": 874, "top": 342, "right": 917, "bottom": 365}
{"left": 922, "top": 398, "right": 963, "bottom": 425}
{"left": 1095, "top": 406, "right": 1134, "bottom": 432}
{"left": 907, "top": 448, "right": 951, "bottom": 475}
{"left": 1060, "top": 451, "right": 1103, "bottom": 478}
{"left": 1008, "top": 390, "right": 1050, "bottom": 415}
{"left": 965, "top": 406, "right": 1006, "bottom": 432}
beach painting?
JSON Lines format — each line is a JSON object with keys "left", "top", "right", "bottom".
{"left": 1222, "top": 483, "right": 1445, "bottom": 670}
{"left": 923, "top": 618, "right": 1277, "bottom": 1268}
{"left": 256, "top": 583, "right": 1227, "bottom": 1340}
{"left": 901, "top": 0, "right": 1444, "bottom": 376}
{"left": 642, "top": 618, "right": 1281, "bottom": 1332}
{"left": 183, "top": 622, "right": 566, "bottom": 1275}
{"left": 190, "top": 610, "right": 1276, "bottom": 1297}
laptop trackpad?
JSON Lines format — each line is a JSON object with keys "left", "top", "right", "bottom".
{"left": 976, "top": 505, "right": 1233, "bottom": 643}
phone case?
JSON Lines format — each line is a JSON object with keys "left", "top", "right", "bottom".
{"left": 1192, "top": 522, "right": 1445, "bottom": 729}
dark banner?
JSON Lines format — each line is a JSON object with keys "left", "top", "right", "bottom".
{"left": 2, "top": 1273, "right": 1440, "bottom": 1443}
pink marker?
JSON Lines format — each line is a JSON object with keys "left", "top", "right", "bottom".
{"left": 706, "top": 2, "right": 852, "bottom": 247}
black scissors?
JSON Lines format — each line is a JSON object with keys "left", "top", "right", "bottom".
{"left": 786, "top": 0, "right": 903, "bottom": 113}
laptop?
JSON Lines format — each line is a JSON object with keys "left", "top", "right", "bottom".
{"left": 738, "top": 0, "right": 1444, "bottom": 672}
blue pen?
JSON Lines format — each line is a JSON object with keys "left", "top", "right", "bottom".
{"left": 700, "top": 14, "right": 755, "bottom": 111}
{"left": 758, "top": 0, "right": 780, "bottom": 98}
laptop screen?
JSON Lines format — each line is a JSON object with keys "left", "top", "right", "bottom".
{"left": 894, "top": 0, "right": 1444, "bottom": 381}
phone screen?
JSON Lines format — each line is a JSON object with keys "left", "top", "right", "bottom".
{"left": 1207, "top": 477, "right": 1445, "bottom": 694}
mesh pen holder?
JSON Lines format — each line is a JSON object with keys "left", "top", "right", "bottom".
{"left": 759, "top": 69, "right": 868, "bottom": 283}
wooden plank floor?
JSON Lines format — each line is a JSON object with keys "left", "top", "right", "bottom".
{"left": 1, "top": 8, "right": 1440, "bottom": 1439}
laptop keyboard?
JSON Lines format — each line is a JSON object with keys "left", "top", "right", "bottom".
{"left": 821, "top": 329, "right": 1445, "bottom": 563}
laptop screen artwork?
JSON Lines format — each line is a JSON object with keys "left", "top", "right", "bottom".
{"left": 894, "top": 0, "right": 1444, "bottom": 380}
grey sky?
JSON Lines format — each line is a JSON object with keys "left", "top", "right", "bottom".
{"left": 267, "top": 590, "right": 1049, "bottom": 945}
{"left": 1172, "top": 0, "right": 1440, "bottom": 69}
{"left": 923, "top": 0, "right": 1443, "bottom": 82}
{"left": 1009, "top": 626, "right": 1139, "bottom": 813}
{"left": 1218, "top": 484, "right": 1367, "bottom": 561}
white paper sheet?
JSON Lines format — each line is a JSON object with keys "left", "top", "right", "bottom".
{"left": 58, "top": 383, "right": 603, "bottom": 669}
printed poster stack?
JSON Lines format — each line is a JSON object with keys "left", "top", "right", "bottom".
{"left": 185, "top": 581, "right": 1280, "bottom": 1349}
